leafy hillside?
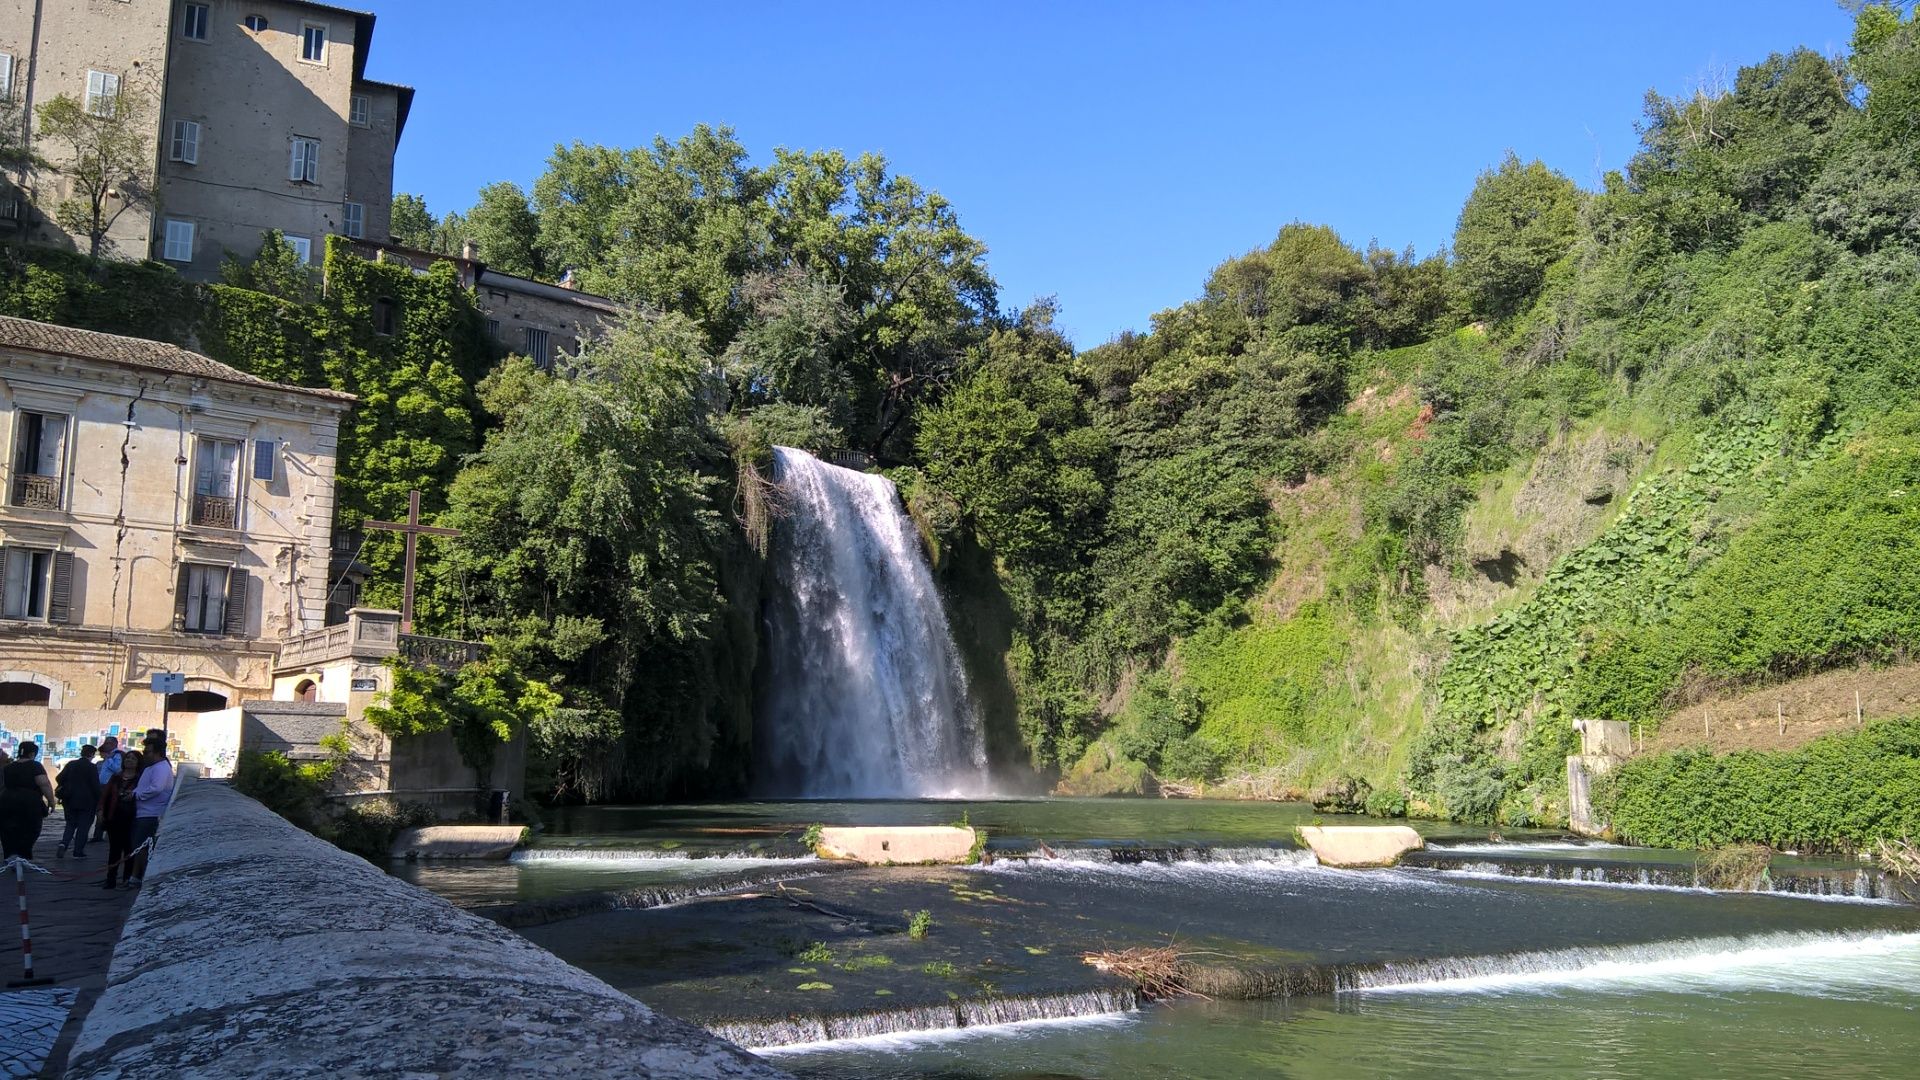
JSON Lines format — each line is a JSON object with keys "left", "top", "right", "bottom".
{"left": 919, "top": 9, "right": 1920, "bottom": 824}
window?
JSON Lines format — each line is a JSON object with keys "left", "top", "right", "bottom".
{"left": 285, "top": 234, "right": 312, "bottom": 264}
{"left": 169, "top": 120, "right": 200, "bottom": 164}
{"left": 523, "top": 327, "right": 550, "bottom": 362}
{"left": 349, "top": 94, "right": 369, "bottom": 126}
{"left": 252, "top": 439, "right": 277, "bottom": 482}
{"left": 372, "top": 297, "right": 396, "bottom": 336}
{"left": 289, "top": 137, "right": 319, "bottom": 183}
{"left": 342, "top": 200, "right": 364, "bottom": 239}
{"left": 244, "top": 14, "right": 268, "bottom": 32}
{"left": 84, "top": 70, "right": 120, "bottom": 117}
{"left": 178, "top": 563, "right": 244, "bottom": 634}
{"left": 190, "top": 436, "right": 240, "bottom": 528}
{"left": 10, "top": 410, "right": 66, "bottom": 509}
{"left": 2, "top": 548, "right": 54, "bottom": 621}
{"left": 1, "top": 53, "right": 13, "bottom": 103}
{"left": 300, "top": 22, "right": 327, "bottom": 63}
{"left": 162, "top": 219, "right": 194, "bottom": 262}
{"left": 486, "top": 318, "right": 500, "bottom": 340}
{"left": 182, "top": 3, "right": 209, "bottom": 39}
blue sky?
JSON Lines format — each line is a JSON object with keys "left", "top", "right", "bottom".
{"left": 373, "top": 1, "right": 1858, "bottom": 348}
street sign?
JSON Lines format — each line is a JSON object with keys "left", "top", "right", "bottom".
{"left": 150, "top": 672, "right": 185, "bottom": 694}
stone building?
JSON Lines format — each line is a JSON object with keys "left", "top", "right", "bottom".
{"left": 344, "top": 238, "right": 621, "bottom": 368}
{"left": 0, "top": 313, "right": 353, "bottom": 718}
{"left": 0, "top": 0, "right": 410, "bottom": 274}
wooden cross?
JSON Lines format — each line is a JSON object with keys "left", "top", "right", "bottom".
{"left": 365, "top": 489, "right": 458, "bottom": 634}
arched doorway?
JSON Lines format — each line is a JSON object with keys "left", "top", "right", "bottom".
{"left": 294, "top": 679, "right": 318, "bottom": 703}
{"left": 166, "top": 690, "right": 229, "bottom": 713}
{"left": 0, "top": 681, "right": 51, "bottom": 706}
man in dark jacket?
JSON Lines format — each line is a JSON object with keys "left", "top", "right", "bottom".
{"left": 55, "top": 745, "right": 103, "bottom": 858}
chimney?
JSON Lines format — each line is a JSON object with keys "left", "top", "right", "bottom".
{"left": 461, "top": 239, "right": 477, "bottom": 262}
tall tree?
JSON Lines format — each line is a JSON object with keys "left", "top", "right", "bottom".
{"left": 1451, "top": 153, "right": 1581, "bottom": 321}
{"left": 35, "top": 74, "right": 156, "bottom": 260}
{"left": 456, "top": 181, "right": 544, "bottom": 279}
{"left": 389, "top": 192, "right": 437, "bottom": 250}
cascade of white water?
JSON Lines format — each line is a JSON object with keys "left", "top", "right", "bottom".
{"left": 756, "top": 446, "right": 990, "bottom": 797}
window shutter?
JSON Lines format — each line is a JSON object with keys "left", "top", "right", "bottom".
{"left": 224, "top": 569, "right": 249, "bottom": 635}
{"left": 174, "top": 566, "right": 190, "bottom": 631}
{"left": 290, "top": 141, "right": 304, "bottom": 181}
{"left": 48, "top": 551, "right": 74, "bottom": 623}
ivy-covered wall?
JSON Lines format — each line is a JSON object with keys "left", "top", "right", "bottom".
{"left": 1, "top": 238, "right": 498, "bottom": 635}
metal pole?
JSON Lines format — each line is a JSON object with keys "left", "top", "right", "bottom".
{"left": 162, "top": 692, "right": 171, "bottom": 752}
{"left": 7, "top": 859, "right": 50, "bottom": 987}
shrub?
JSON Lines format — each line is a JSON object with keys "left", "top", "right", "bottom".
{"left": 1364, "top": 784, "right": 1409, "bottom": 819}
{"left": 1695, "top": 843, "right": 1773, "bottom": 890}
{"left": 231, "top": 750, "right": 335, "bottom": 837}
{"left": 331, "top": 798, "right": 438, "bottom": 863}
{"left": 1605, "top": 717, "right": 1920, "bottom": 850}
{"left": 905, "top": 910, "right": 933, "bottom": 940}
{"left": 795, "top": 942, "right": 834, "bottom": 964}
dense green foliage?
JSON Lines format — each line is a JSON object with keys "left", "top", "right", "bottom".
{"left": 14, "top": 8, "right": 1920, "bottom": 834}
{"left": 1603, "top": 718, "right": 1920, "bottom": 850}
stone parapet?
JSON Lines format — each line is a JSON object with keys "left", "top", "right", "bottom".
{"left": 66, "top": 780, "right": 788, "bottom": 1079}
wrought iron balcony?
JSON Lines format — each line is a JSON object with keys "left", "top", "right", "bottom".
{"left": 191, "top": 493, "right": 238, "bottom": 529}
{"left": 9, "top": 472, "right": 61, "bottom": 510}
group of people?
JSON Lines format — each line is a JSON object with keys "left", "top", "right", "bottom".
{"left": 0, "top": 730, "right": 175, "bottom": 888}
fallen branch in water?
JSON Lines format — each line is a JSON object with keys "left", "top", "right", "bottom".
{"left": 1083, "top": 946, "right": 1208, "bottom": 1000}
{"left": 1874, "top": 838, "right": 1920, "bottom": 882}
{"left": 775, "top": 883, "right": 881, "bottom": 931}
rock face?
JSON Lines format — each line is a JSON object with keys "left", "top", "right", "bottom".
{"left": 816, "top": 825, "right": 977, "bottom": 864}
{"left": 67, "top": 781, "right": 788, "bottom": 1080}
{"left": 1296, "top": 825, "right": 1424, "bottom": 868}
{"left": 391, "top": 824, "right": 528, "bottom": 860}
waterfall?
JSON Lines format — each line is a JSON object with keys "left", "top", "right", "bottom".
{"left": 756, "top": 446, "right": 989, "bottom": 797}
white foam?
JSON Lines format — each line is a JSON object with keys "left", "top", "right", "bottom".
{"left": 1436, "top": 841, "right": 1632, "bottom": 853}
{"left": 756, "top": 1008, "right": 1138, "bottom": 1055}
{"left": 1347, "top": 930, "right": 1920, "bottom": 998}
{"left": 510, "top": 848, "right": 814, "bottom": 867}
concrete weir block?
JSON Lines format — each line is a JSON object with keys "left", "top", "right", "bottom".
{"left": 391, "top": 824, "right": 528, "bottom": 860}
{"left": 1297, "top": 825, "right": 1425, "bottom": 868}
{"left": 816, "top": 825, "right": 976, "bottom": 864}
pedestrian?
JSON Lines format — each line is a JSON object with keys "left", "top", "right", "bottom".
{"left": 99, "top": 751, "right": 141, "bottom": 889}
{"left": 126, "top": 734, "right": 174, "bottom": 886}
{"left": 0, "top": 741, "right": 57, "bottom": 861}
{"left": 91, "top": 736, "right": 122, "bottom": 844}
{"left": 55, "top": 745, "right": 103, "bottom": 858}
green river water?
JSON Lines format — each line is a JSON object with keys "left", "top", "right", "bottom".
{"left": 400, "top": 799, "right": 1920, "bottom": 1078}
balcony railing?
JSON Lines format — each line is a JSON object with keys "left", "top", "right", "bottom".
{"left": 191, "top": 493, "right": 238, "bottom": 529}
{"left": 9, "top": 472, "right": 62, "bottom": 510}
{"left": 399, "top": 633, "right": 487, "bottom": 672}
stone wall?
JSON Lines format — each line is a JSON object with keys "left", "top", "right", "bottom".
{"left": 67, "top": 780, "right": 788, "bottom": 1079}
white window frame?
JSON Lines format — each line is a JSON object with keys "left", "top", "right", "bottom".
{"left": 1, "top": 53, "right": 13, "bottom": 103}
{"left": 84, "top": 70, "right": 120, "bottom": 118}
{"left": 300, "top": 21, "right": 328, "bottom": 64}
{"left": 162, "top": 219, "right": 194, "bottom": 262}
{"left": 349, "top": 94, "right": 369, "bottom": 126}
{"left": 182, "top": 2, "right": 210, "bottom": 40}
{"left": 169, "top": 119, "right": 200, "bottom": 164}
{"left": 244, "top": 14, "right": 268, "bottom": 33}
{"left": 1, "top": 546, "right": 55, "bottom": 621}
{"left": 180, "top": 562, "right": 230, "bottom": 634}
{"left": 289, "top": 136, "right": 319, "bottom": 183}
{"left": 523, "top": 327, "right": 551, "bottom": 361}
{"left": 285, "top": 234, "right": 312, "bottom": 264}
{"left": 342, "top": 201, "right": 364, "bottom": 239}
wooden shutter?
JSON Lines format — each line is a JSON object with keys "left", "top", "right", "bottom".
{"left": 174, "top": 565, "right": 190, "bottom": 631}
{"left": 47, "top": 551, "right": 74, "bottom": 623}
{"left": 223, "top": 568, "right": 249, "bottom": 636}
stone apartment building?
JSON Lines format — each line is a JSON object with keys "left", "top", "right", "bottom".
{"left": 0, "top": 313, "right": 353, "bottom": 718}
{"left": 0, "top": 0, "right": 409, "bottom": 274}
